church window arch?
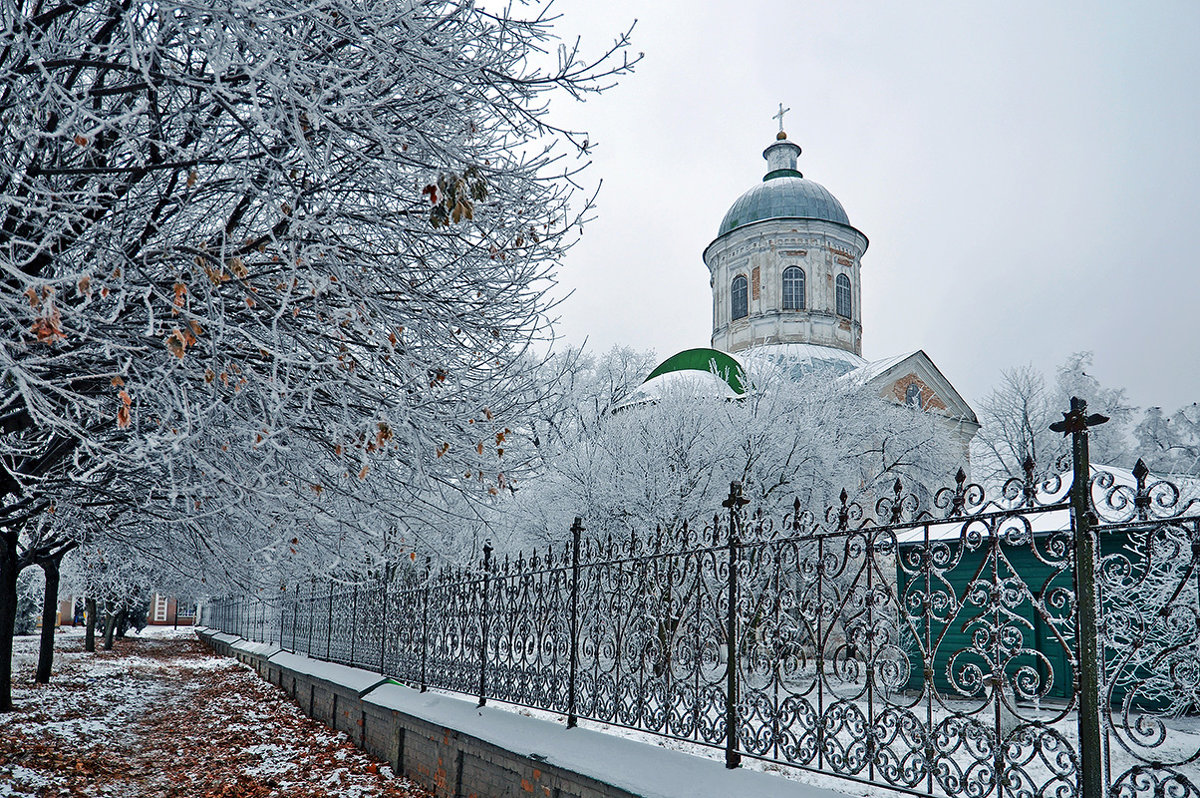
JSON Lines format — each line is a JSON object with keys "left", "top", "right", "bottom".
{"left": 835, "top": 273, "right": 852, "bottom": 318}
{"left": 731, "top": 275, "right": 748, "bottom": 320}
{"left": 782, "top": 266, "right": 805, "bottom": 310}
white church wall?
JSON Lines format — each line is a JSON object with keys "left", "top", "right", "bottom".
{"left": 705, "top": 218, "right": 866, "bottom": 355}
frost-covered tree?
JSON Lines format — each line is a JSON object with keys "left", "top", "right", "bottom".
{"left": 1134, "top": 404, "right": 1200, "bottom": 477}
{"left": 528, "top": 346, "right": 662, "bottom": 455}
{"left": 12, "top": 570, "right": 40, "bottom": 637}
{"left": 497, "top": 364, "right": 961, "bottom": 549}
{"left": 973, "top": 353, "right": 1139, "bottom": 485}
{"left": 1103, "top": 518, "right": 1200, "bottom": 717}
{"left": 1053, "top": 352, "right": 1135, "bottom": 467}
{"left": 972, "top": 365, "right": 1061, "bottom": 485}
{"left": 0, "top": 0, "right": 636, "bottom": 709}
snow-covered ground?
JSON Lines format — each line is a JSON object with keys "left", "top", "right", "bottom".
{"left": 6, "top": 627, "right": 1196, "bottom": 798}
{"left": 1, "top": 628, "right": 428, "bottom": 797}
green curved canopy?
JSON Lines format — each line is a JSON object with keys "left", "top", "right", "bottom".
{"left": 644, "top": 348, "right": 749, "bottom": 394}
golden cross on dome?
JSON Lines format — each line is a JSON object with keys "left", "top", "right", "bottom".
{"left": 773, "top": 103, "right": 791, "bottom": 134}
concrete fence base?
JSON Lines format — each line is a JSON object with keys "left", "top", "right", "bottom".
{"left": 196, "top": 628, "right": 837, "bottom": 798}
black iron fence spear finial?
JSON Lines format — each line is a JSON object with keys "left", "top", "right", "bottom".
{"left": 1022, "top": 453, "right": 1037, "bottom": 507}
{"left": 951, "top": 467, "right": 967, "bottom": 517}
{"left": 1133, "top": 458, "right": 1151, "bottom": 521}
{"left": 890, "top": 478, "right": 904, "bottom": 524}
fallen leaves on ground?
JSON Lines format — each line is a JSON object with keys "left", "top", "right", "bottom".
{"left": 0, "top": 630, "right": 430, "bottom": 798}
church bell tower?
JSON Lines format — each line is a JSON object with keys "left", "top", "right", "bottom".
{"left": 703, "top": 109, "right": 869, "bottom": 359}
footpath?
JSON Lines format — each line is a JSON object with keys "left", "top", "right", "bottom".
{"left": 0, "top": 628, "right": 428, "bottom": 797}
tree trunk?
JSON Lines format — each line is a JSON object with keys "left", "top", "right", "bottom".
{"left": 0, "top": 545, "right": 18, "bottom": 712}
{"left": 35, "top": 558, "right": 60, "bottom": 683}
{"left": 102, "top": 602, "right": 116, "bottom": 651}
{"left": 84, "top": 597, "right": 96, "bottom": 652}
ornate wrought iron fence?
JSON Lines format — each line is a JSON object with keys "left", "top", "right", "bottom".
{"left": 203, "top": 399, "right": 1200, "bottom": 798}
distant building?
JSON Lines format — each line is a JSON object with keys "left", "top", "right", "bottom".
{"left": 624, "top": 119, "right": 979, "bottom": 455}
{"left": 148, "top": 592, "right": 196, "bottom": 626}
{"left": 36, "top": 593, "right": 194, "bottom": 628}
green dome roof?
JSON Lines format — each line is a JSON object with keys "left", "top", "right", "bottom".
{"left": 718, "top": 175, "right": 850, "bottom": 237}
{"left": 644, "top": 348, "right": 749, "bottom": 394}
{"left": 610, "top": 348, "right": 749, "bottom": 411}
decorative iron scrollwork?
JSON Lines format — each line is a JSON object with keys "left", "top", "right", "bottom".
{"left": 203, "top": 452, "right": 1200, "bottom": 798}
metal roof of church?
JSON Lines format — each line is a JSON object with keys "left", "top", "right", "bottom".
{"left": 717, "top": 175, "right": 851, "bottom": 236}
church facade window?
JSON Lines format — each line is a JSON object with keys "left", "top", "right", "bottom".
{"left": 782, "top": 266, "right": 805, "bottom": 310}
{"left": 731, "top": 275, "right": 748, "bottom": 320}
{"left": 835, "top": 273, "right": 852, "bottom": 318}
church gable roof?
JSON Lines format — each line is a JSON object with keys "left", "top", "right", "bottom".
{"left": 842, "top": 351, "right": 980, "bottom": 428}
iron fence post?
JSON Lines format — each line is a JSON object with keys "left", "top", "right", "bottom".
{"left": 567, "top": 517, "right": 583, "bottom": 728}
{"left": 291, "top": 583, "right": 299, "bottom": 651}
{"left": 722, "top": 481, "right": 748, "bottom": 769}
{"left": 307, "top": 577, "right": 316, "bottom": 656}
{"left": 1050, "top": 396, "right": 1108, "bottom": 798}
{"left": 349, "top": 583, "right": 359, "bottom": 665}
{"left": 326, "top": 580, "right": 334, "bottom": 660}
{"left": 379, "top": 572, "right": 388, "bottom": 675}
{"left": 478, "top": 541, "right": 493, "bottom": 707}
{"left": 421, "top": 556, "right": 430, "bottom": 692}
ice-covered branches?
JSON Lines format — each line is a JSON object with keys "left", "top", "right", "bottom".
{"left": 1, "top": 0, "right": 635, "bottom": 543}
{"left": 496, "top": 352, "right": 961, "bottom": 549}
{"left": 972, "top": 352, "right": 1198, "bottom": 484}
{"left": 0, "top": 0, "right": 636, "bottom": 704}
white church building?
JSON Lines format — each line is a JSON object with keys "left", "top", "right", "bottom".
{"left": 623, "top": 118, "right": 980, "bottom": 453}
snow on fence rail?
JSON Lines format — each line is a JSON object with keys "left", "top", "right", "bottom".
{"left": 206, "top": 408, "right": 1200, "bottom": 798}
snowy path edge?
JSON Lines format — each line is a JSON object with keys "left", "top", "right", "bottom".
{"left": 196, "top": 628, "right": 847, "bottom": 798}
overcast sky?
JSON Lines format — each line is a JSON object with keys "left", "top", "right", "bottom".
{"left": 540, "top": 0, "right": 1200, "bottom": 414}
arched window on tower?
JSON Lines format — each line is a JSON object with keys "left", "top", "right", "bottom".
{"left": 835, "top": 273, "right": 852, "bottom": 318}
{"left": 782, "top": 266, "right": 805, "bottom": 310}
{"left": 731, "top": 275, "right": 748, "bottom": 320}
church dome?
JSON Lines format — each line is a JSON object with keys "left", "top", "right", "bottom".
{"left": 741, "top": 343, "right": 867, "bottom": 379}
{"left": 718, "top": 176, "right": 851, "bottom": 236}
{"left": 611, "top": 348, "right": 748, "bottom": 411}
{"left": 715, "top": 135, "right": 855, "bottom": 237}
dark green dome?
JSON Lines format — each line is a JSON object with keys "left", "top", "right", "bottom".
{"left": 643, "top": 348, "right": 749, "bottom": 394}
{"left": 718, "top": 175, "right": 850, "bottom": 237}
